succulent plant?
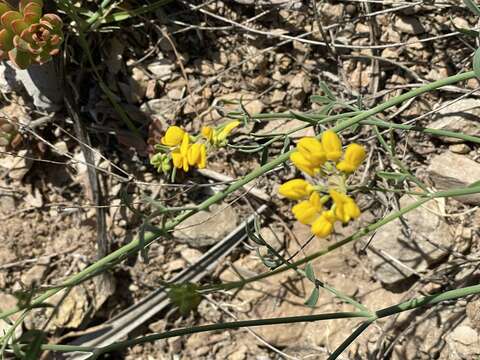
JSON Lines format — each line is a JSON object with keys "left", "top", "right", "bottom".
{"left": 0, "top": 0, "right": 63, "bottom": 69}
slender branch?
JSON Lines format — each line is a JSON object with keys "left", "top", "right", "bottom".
{"left": 40, "top": 311, "right": 371, "bottom": 357}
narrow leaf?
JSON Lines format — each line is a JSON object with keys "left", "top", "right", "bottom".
{"left": 305, "top": 263, "right": 316, "bottom": 283}
{"left": 377, "top": 171, "right": 408, "bottom": 182}
{"left": 464, "top": 0, "right": 480, "bottom": 16}
{"left": 468, "top": 180, "right": 480, "bottom": 188}
{"left": 304, "top": 287, "right": 320, "bottom": 308}
{"left": 473, "top": 47, "right": 480, "bottom": 79}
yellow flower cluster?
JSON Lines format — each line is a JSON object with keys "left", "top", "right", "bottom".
{"left": 150, "top": 121, "right": 240, "bottom": 174}
{"left": 279, "top": 130, "right": 366, "bottom": 238}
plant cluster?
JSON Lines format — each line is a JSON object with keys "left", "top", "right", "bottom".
{"left": 150, "top": 121, "right": 240, "bottom": 175}
{"left": 0, "top": 0, "right": 63, "bottom": 69}
{"left": 279, "top": 130, "right": 366, "bottom": 238}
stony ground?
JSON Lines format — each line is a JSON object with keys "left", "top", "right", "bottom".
{"left": 1, "top": 0, "right": 480, "bottom": 359}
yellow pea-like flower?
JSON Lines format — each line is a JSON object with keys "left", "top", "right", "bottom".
{"left": 290, "top": 151, "right": 316, "bottom": 176}
{"left": 279, "top": 179, "right": 314, "bottom": 200}
{"left": 336, "top": 143, "right": 366, "bottom": 173}
{"left": 161, "top": 126, "right": 186, "bottom": 147}
{"left": 199, "top": 143, "right": 207, "bottom": 169}
{"left": 171, "top": 150, "right": 183, "bottom": 169}
{"left": 180, "top": 133, "right": 190, "bottom": 172}
{"left": 291, "top": 192, "right": 324, "bottom": 225}
{"left": 321, "top": 130, "right": 342, "bottom": 162}
{"left": 292, "top": 200, "right": 319, "bottom": 225}
{"left": 311, "top": 210, "right": 336, "bottom": 238}
{"left": 215, "top": 121, "right": 240, "bottom": 143}
{"left": 297, "top": 137, "right": 326, "bottom": 166}
{"left": 329, "top": 189, "right": 361, "bottom": 223}
{"left": 187, "top": 143, "right": 201, "bottom": 166}
{"left": 187, "top": 143, "right": 208, "bottom": 169}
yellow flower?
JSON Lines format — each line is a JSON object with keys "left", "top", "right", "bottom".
{"left": 290, "top": 151, "right": 316, "bottom": 176}
{"left": 336, "top": 143, "right": 366, "bottom": 173}
{"left": 329, "top": 189, "right": 361, "bottom": 223}
{"left": 292, "top": 192, "right": 323, "bottom": 225}
{"left": 311, "top": 210, "right": 336, "bottom": 238}
{"left": 188, "top": 143, "right": 207, "bottom": 169}
{"left": 172, "top": 133, "right": 191, "bottom": 171}
{"left": 203, "top": 121, "right": 240, "bottom": 146}
{"left": 278, "top": 179, "right": 313, "bottom": 200}
{"left": 201, "top": 126, "right": 214, "bottom": 141}
{"left": 161, "top": 126, "right": 186, "bottom": 147}
{"left": 297, "top": 137, "right": 326, "bottom": 167}
{"left": 321, "top": 130, "right": 342, "bottom": 162}
{"left": 216, "top": 121, "right": 240, "bottom": 142}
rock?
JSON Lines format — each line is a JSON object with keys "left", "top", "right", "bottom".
{"left": 140, "top": 97, "right": 176, "bottom": 120}
{"left": 441, "top": 323, "right": 480, "bottom": 359}
{"left": 52, "top": 286, "right": 90, "bottom": 329}
{"left": 147, "top": 59, "right": 174, "bottom": 81}
{"left": 366, "top": 194, "right": 453, "bottom": 285}
{"left": 449, "top": 143, "right": 470, "bottom": 154}
{"left": 203, "top": 92, "right": 264, "bottom": 122}
{"left": 129, "top": 67, "right": 149, "bottom": 103}
{"left": 258, "top": 119, "right": 315, "bottom": 138}
{"left": 429, "top": 99, "right": 480, "bottom": 143}
{"left": 21, "top": 263, "right": 48, "bottom": 287}
{"left": 394, "top": 16, "right": 425, "bottom": 34}
{"left": 0, "top": 63, "right": 22, "bottom": 93}
{"left": 173, "top": 203, "right": 238, "bottom": 247}
{"left": 427, "top": 152, "right": 480, "bottom": 205}
{"left": 15, "top": 61, "right": 63, "bottom": 111}
{"left": 0, "top": 149, "right": 33, "bottom": 180}
{"left": 230, "top": 345, "right": 248, "bottom": 360}
{"left": 164, "top": 258, "right": 186, "bottom": 272}
{"left": 180, "top": 248, "right": 203, "bottom": 264}
{"left": 467, "top": 300, "right": 480, "bottom": 332}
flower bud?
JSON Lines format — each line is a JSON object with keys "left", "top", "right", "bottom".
{"left": 321, "top": 130, "right": 342, "bottom": 162}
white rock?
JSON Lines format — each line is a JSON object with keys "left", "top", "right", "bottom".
{"left": 427, "top": 152, "right": 480, "bottom": 205}
{"left": 173, "top": 203, "right": 238, "bottom": 247}
{"left": 429, "top": 99, "right": 480, "bottom": 143}
{"left": 366, "top": 194, "right": 453, "bottom": 285}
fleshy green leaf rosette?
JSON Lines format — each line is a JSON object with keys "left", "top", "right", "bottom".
{"left": 0, "top": 0, "right": 63, "bottom": 69}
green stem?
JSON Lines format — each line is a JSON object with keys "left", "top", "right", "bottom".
{"left": 41, "top": 312, "right": 370, "bottom": 357}
{"left": 0, "top": 71, "right": 475, "bottom": 321}
{"left": 38, "top": 282, "right": 480, "bottom": 358}
{"left": 327, "top": 321, "right": 372, "bottom": 360}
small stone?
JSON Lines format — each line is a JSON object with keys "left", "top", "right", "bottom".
{"left": 270, "top": 89, "right": 286, "bottom": 105}
{"left": 21, "top": 263, "right": 47, "bottom": 287}
{"left": 147, "top": 60, "right": 174, "bottom": 81}
{"left": 427, "top": 152, "right": 480, "bottom": 205}
{"left": 173, "top": 203, "right": 238, "bottom": 248}
{"left": 444, "top": 324, "right": 480, "bottom": 359}
{"left": 449, "top": 143, "right": 471, "bottom": 154}
{"left": 52, "top": 286, "right": 90, "bottom": 329}
{"left": 366, "top": 194, "right": 453, "bottom": 285}
{"left": 394, "top": 16, "right": 425, "bottom": 34}
{"left": 167, "top": 88, "right": 183, "bottom": 101}
{"left": 53, "top": 141, "right": 69, "bottom": 156}
{"left": 164, "top": 258, "right": 186, "bottom": 272}
{"left": 429, "top": 98, "right": 480, "bottom": 143}
{"left": 0, "top": 149, "right": 33, "bottom": 180}
{"left": 180, "top": 248, "right": 203, "bottom": 264}
{"left": 168, "top": 337, "right": 182, "bottom": 353}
